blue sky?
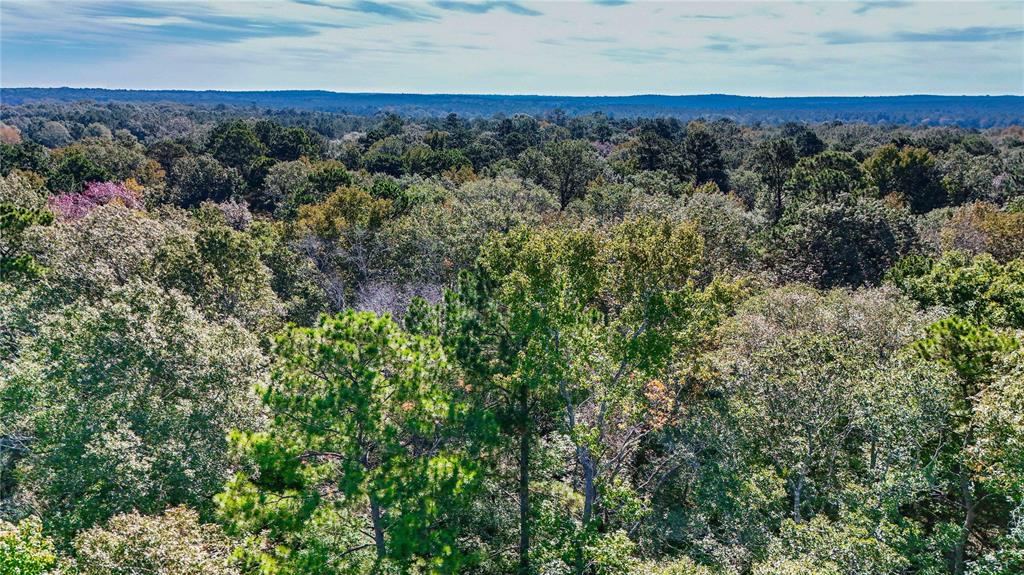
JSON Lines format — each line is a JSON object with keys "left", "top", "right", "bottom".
{"left": 1, "top": 1, "right": 1022, "bottom": 96}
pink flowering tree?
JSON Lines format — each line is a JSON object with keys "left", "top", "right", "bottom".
{"left": 48, "top": 181, "right": 141, "bottom": 220}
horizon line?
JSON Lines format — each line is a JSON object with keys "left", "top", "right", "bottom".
{"left": 3, "top": 86, "right": 1022, "bottom": 99}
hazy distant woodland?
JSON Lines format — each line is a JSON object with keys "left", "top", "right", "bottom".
{"left": 4, "top": 88, "right": 1023, "bottom": 127}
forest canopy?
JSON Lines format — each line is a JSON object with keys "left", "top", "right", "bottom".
{"left": 1, "top": 100, "right": 1023, "bottom": 575}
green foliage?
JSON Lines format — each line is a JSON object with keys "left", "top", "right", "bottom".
{"left": 167, "top": 154, "right": 244, "bottom": 207}
{"left": 307, "top": 160, "right": 353, "bottom": 199}
{"left": 865, "top": 144, "right": 945, "bottom": 214}
{"left": 678, "top": 122, "right": 728, "bottom": 190}
{"left": 761, "top": 193, "right": 917, "bottom": 287}
{"left": 153, "top": 207, "right": 284, "bottom": 331}
{"left": 646, "top": 556, "right": 720, "bottom": 575}
{"left": 0, "top": 204, "right": 53, "bottom": 282}
{"left": 1, "top": 141, "right": 49, "bottom": 177}
{"left": 257, "top": 159, "right": 311, "bottom": 214}
{"left": 380, "top": 175, "right": 557, "bottom": 284}
{"left": 545, "top": 139, "right": 602, "bottom": 209}
{"left": 218, "top": 311, "right": 477, "bottom": 573}
{"left": 208, "top": 121, "right": 268, "bottom": 171}
{"left": 71, "top": 507, "right": 239, "bottom": 575}
{"left": 889, "top": 249, "right": 1024, "bottom": 575}
{"left": 888, "top": 252, "right": 1024, "bottom": 328}
{"left": 939, "top": 149, "right": 1003, "bottom": 205}
{"left": 751, "top": 138, "right": 797, "bottom": 222}
{"left": 0, "top": 281, "right": 265, "bottom": 539}
{"left": 65, "top": 139, "right": 150, "bottom": 184}
{"left": 968, "top": 506, "right": 1024, "bottom": 575}
{"left": 3, "top": 107, "right": 1023, "bottom": 575}
{"left": 701, "top": 285, "right": 991, "bottom": 575}
{"left": 0, "top": 170, "right": 49, "bottom": 211}
{"left": 786, "top": 151, "right": 869, "bottom": 206}
{"left": 0, "top": 518, "right": 57, "bottom": 575}
{"left": 426, "top": 218, "right": 737, "bottom": 574}
{"left": 47, "top": 148, "right": 112, "bottom": 194}
{"left": 915, "top": 316, "right": 1018, "bottom": 385}
{"left": 246, "top": 219, "right": 331, "bottom": 325}
{"left": 756, "top": 513, "right": 912, "bottom": 575}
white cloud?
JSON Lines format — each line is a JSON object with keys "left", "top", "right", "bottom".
{"left": 1, "top": 0, "right": 1021, "bottom": 95}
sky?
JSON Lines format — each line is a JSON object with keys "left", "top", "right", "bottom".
{"left": 1, "top": 0, "right": 1022, "bottom": 96}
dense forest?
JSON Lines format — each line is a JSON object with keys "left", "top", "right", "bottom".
{"left": 1, "top": 100, "right": 1023, "bottom": 575}
{"left": 4, "top": 89, "right": 1023, "bottom": 127}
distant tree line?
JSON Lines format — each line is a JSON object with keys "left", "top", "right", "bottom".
{"left": 3, "top": 89, "right": 1023, "bottom": 127}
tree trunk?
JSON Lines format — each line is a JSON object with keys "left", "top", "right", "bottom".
{"left": 791, "top": 471, "right": 805, "bottom": 523}
{"left": 369, "top": 494, "right": 387, "bottom": 559}
{"left": 581, "top": 447, "right": 596, "bottom": 525}
{"left": 953, "top": 473, "right": 976, "bottom": 575}
{"left": 518, "top": 383, "right": 532, "bottom": 575}
{"left": 574, "top": 446, "right": 597, "bottom": 575}
{"left": 773, "top": 185, "right": 783, "bottom": 224}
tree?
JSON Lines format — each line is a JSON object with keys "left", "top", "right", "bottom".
{"left": 793, "top": 129, "right": 825, "bottom": 158}
{"left": 294, "top": 185, "right": 393, "bottom": 309}
{"left": 307, "top": 160, "right": 353, "bottom": 199}
{"left": 785, "top": 151, "right": 868, "bottom": 206}
{"left": 754, "top": 513, "right": 909, "bottom": 575}
{"left": 762, "top": 194, "right": 917, "bottom": 288}
{"left": 414, "top": 219, "right": 736, "bottom": 574}
{"left": 146, "top": 139, "right": 190, "bottom": 173}
{"left": 218, "top": 311, "right": 476, "bottom": 573}
{"left": 72, "top": 507, "right": 239, "bottom": 575}
{"left": 67, "top": 138, "right": 150, "bottom": 183}
{"left": 380, "top": 175, "right": 558, "bottom": 286}
{"left": 718, "top": 286, "right": 957, "bottom": 575}
{"left": 939, "top": 203, "right": 1024, "bottom": 263}
{"left": 207, "top": 120, "right": 267, "bottom": 171}
{"left": 1, "top": 141, "right": 49, "bottom": 177}
{"left": 677, "top": 123, "right": 728, "bottom": 190}
{"left": 19, "top": 204, "right": 181, "bottom": 305}
{"left": 82, "top": 122, "right": 113, "bottom": 140}
{"left": 152, "top": 208, "right": 284, "bottom": 331}
{"left": 246, "top": 219, "right": 331, "bottom": 326}
{"left": 23, "top": 203, "right": 282, "bottom": 331}
{"left": 167, "top": 154, "right": 244, "bottom": 207}
{"left": 628, "top": 128, "right": 674, "bottom": 172}
{"left": 363, "top": 136, "right": 406, "bottom": 177}
{"left": 515, "top": 147, "right": 554, "bottom": 188}
{"left": 47, "top": 147, "right": 113, "bottom": 193}
{"left": 751, "top": 139, "right": 798, "bottom": 223}
{"left": 0, "top": 123, "right": 21, "bottom": 145}
{"left": 864, "top": 144, "right": 945, "bottom": 213}
{"left": 465, "top": 134, "right": 505, "bottom": 173}
{"left": 0, "top": 204, "right": 53, "bottom": 282}
{"left": 34, "top": 120, "right": 72, "bottom": 148}
{"left": 915, "top": 318, "right": 1019, "bottom": 574}
{"left": 0, "top": 169, "right": 48, "bottom": 211}
{"left": 0, "top": 517, "right": 57, "bottom": 575}
{"left": 887, "top": 252, "right": 1024, "bottom": 329}
{"left": 257, "top": 159, "right": 311, "bottom": 214}
{"left": 939, "top": 148, "right": 1002, "bottom": 205}
{"left": 545, "top": 139, "right": 601, "bottom": 209}
{"left": 268, "top": 126, "right": 324, "bottom": 161}
{"left": 0, "top": 281, "right": 265, "bottom": 539}
{"left": 48, "top": 181, "right": 141, "bottom": 220}
{"left": 403, "top": 145, "right": 471, "bottom": 177}
{"left": 890, "top": 251, "right": 1024, "bottom": 574}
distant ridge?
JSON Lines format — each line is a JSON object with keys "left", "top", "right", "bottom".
{"left": 3, "top": 87, "right": 1021, "bottom": 127}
